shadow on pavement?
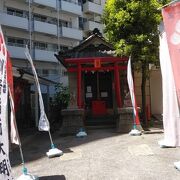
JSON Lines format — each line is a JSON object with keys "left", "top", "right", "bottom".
{"left": 10, "top": 122, "right": 164, "bottom": 167}
{"left": 39, "top": 175, "right": 66, "bottom": 180}
{"left": 10, "top": 128, "right": 120, "bottom": 166}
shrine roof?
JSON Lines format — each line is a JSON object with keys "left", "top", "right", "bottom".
{"left": 54, "top": 29, "right": 116, "bottom": 67}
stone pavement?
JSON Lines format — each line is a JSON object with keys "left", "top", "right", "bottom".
{"left": 10, "top": 127, "right": 180, "bottom": 180}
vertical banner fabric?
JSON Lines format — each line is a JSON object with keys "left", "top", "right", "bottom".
{"left": 162, "top": 2, "right": 180, "bottom": 105}
{"left": 7, "top": 54, "right": 14, "bottom": 96}
{"left": 14, "top": 81, "right": 25, "bottom": 112}
{"left": 159, "top": 25, "right": 180, "bottom": 146}
{"left": 127, "top": 58, "right": 140, "bottom": 125}
{"left": 0, "top": 26, "right": 13, "bottom": 179}
{"left": 7, "top": 56, "right": 20, "bottom": 145}
{"left": 9, "top": 88, "right": 20, "bottom": 145}
{"left": 24, "top": 47, "right": 50, "bottom": 131}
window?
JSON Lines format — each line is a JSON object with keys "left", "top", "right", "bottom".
{"left": 59, "top": 20, "right": 72, "bottom": 28}
{"left": 79, "top": 17, "right": 84, "bottom": 30}
{"left": 33, "top": 14, "right": 57, "bottom": 25}
{"left": 33, "top": 14, "right": 47, "bottom": 22}
{"left": 7, "top": 38, "right": 15, "bottom": 44}
{"left": 60, "top": 45, "right": 69, "bottom": 51}
{"left": 49, "top": 69, "right": 58, "bottom": 75}
{"left": 7, "top": 37, "right": 25, "bottom": 47}
{"left": 34, "top": 42, "right": 47, "bottom": 50}
{"left": 34, "top": 41, "right": 59, "bottom": 51}
{"left": 48, "top": 44, "right": 58, "bottom": 51}
{"left": 42, "top": 69, "right": 49, "bottom": 76}
{"left": 7, "top": 8, "right": 24, "bottom": 17}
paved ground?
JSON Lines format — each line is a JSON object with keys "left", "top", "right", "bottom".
{"left": 10, "top": 126, "right": 180, "bottom": 180}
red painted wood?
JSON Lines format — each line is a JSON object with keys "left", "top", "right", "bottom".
{"left": 92, "top": 100, "right": 107, "bottom": 116}
{"left": 67, "top": 66, "right": 127, "bottom": 72}
{"left": 114, "top": 63, "right": 122, "bottom": 108}
{"left": 77, "top": 63, "right": 82, "bottom": 108}
{"left": 65, "top": 57, "right": 128, "bottom": 64}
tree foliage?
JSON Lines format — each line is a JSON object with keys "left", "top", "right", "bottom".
{"left": 103, "top": 0, "right": 170, "bottom": 64}
{"left": 102, "top": 0, "right": 170, "bottom": 125}
{"left": 52, "top": 83, "right": 70, "bottom": 108}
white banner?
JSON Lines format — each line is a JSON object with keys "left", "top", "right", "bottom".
{"left": 127, "top": 58, "right": 136, "bottom": 115}
{"left": 0, "top": 26, "right": 13, "bottom": 179}
{"left": 159, "top": 26, "right": 180, "bottom": 146}
{"left": 127, "top": 57, "right": 140, "bottom": 125}
{"left": 24, "top": 47, "right": 50, "bottom": 131}
{"left": 8, "top": 88, "right": 20, "bottom": 145}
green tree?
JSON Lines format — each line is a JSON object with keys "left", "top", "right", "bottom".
{"left": 52, "top": 83, "right": 70, "bottom": 108}
{"left": 102, "top": 0, "right": 170, "bottom": 126}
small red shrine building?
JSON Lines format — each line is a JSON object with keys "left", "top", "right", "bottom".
{"left": 55, "top": 30, "right": 129, "bottom": 126}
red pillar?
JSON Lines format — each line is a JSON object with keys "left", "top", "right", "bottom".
{"left": 77, "top": 63, "right": 82, "bottom": 108}
{"left": 114, "top": 63, "right": 122, "bottom": 108}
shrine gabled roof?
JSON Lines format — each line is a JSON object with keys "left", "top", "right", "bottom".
{"left": 70, "top": 33, "right": 114, "bottom": 52}
{"left": 54, "top": 30, "right": 115, "bottom": 67}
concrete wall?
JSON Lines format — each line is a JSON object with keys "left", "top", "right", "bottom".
{"left": 68, "top": 72, "right": 77, "bottom": 108}
{"left": 134, "top": 69, "right": 163, "bottom": 115}
{"left": 150, "top": 69, "right": 162, "bottom": 115}
{"left": 134, "top": 72, "right": 150, "bottom": 109}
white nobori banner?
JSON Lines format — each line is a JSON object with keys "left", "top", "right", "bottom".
{"left": 24, "top": 47, "right": 50, "bottom": 131}
{"left": 127, "top": 57, "right": 140, "bottom": 125}
{"left": 0, "top": 26, "right": 13, "bottom": 179}
{"left": 159, "top": 25, "right": 180, "bottom": 147}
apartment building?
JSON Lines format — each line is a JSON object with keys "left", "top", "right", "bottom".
{"left": 0, "top": 0, "right": 105, "bottom": 92}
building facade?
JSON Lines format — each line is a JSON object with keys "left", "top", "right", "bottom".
{"left": 0, "top": 0, "right": 106, "bottom": 95}
{"left": 0, "top": 0, "right": 163, "bottom": 128}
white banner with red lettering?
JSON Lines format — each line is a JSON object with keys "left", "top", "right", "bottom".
{"left": 0, "top": 26, "right": 13, "bottom": 179}
{"left": 162, "top": 2, "right": 180, "bottom": 106}
{"left": 159, "top": 25, "right": 180, "bottom": 147}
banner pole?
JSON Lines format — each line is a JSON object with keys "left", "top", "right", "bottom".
{"left": 48, "top": 130, "right": 55, "bottom": 148}
{"left": 133, "top": 111, "right": 137, "bottom": 130}
{"left": 8, "top": 86, "right": 38, "bottom": 179}
{"left": 19, "top": 144, "right": 27, "bottom": 174}
{"left": 24, "top": 46, "right": 63, "bottom": 158}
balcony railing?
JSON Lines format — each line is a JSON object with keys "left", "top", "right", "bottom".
{"left": 7, "top": 45, "right": 27, "bottom": 59}
{"left": 0, "top": 12, "right": 28, "bottom": 30}
{"left": 33, "top": 0, "right": 57, "bottom": 9}
{"left": 34, "top": 20, "right": 57, "bottom": 36}
{"left": 7, "top": 44, "right": 58, "bottom": 62}
{"left": 83, "top": 1, "right": 102, "bottom": 14}
{"left": 34, "top": 49, "right": 58, "bottom": 62}
{"left": 59, "top": 26, "right": 83, "bottom": 40}
{"left": 60, "top": 0, "right": 82, "bottom": 16}
{"left": 84, "top": 20, "right": 103, "bottom": 33}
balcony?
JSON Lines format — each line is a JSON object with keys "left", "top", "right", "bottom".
{"left": 7, "top": 44, "right": 58, "bottom": 63}
{"left": 60, "top": 0, "right": 82, "bottom": 16}
{"left": 83, "top": 1, "right": 102, "bottom": 15}
{"left": 60, "top": 26, "right": 83, "bottom": 40}
{"left": 7, "top": 45, "right": 27, "bottom": 59}
{"left": 84, "top": 20, "right": 103, "bottom": 33}
{"left": 33, "top": 0, "right": 57, "bottom": 9}
{"left": 34, "top": 21, "right": 57, "bottom": 36}
{"left": 0, "top": 12, "right": 28, "bottom": 30}
{"left": 34, "top": 49, "right": 58, "bottom": 62}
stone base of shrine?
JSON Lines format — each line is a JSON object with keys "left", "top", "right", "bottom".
{"left": 60, "top": 108, "right": 85, "bottom": 135}
{"left": 116, "top": 107, "right": 143, "bottom": 133}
